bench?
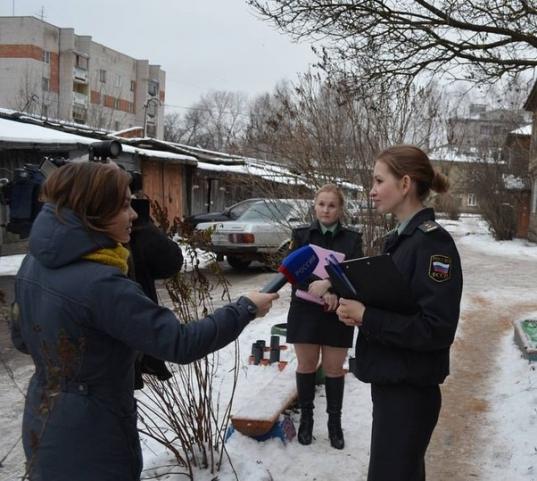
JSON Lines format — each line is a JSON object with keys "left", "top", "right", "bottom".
{"left": 230, "top": 348, "right": 297, "bottom": 438}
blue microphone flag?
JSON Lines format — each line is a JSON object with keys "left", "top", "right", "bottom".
{"left": 260, "top": 245, "right": 319, "bottom": 293}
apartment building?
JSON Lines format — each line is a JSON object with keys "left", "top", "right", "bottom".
{"left": 0, "top": 16, "right": 165, "bottom": 138}
{"left": 448, "top": 103, "right": 529, "bottom": 149}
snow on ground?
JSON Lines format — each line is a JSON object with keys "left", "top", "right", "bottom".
{"left": 0, "top": 254, "right": 25, "bottom": 276}
{"left": 140, "top": 291, "right": 372, "bottom": 481}
{"left": 440, "top": 214, "right": 537, "bottom": 260}
{"left": 1, "top": 214, "right": 536, "bottom": 480}
{"left": 480, "top": 321, "right": 537, "bottom": 480}
{"left": 140, "top": 215, "right": 537, "bottom": 481}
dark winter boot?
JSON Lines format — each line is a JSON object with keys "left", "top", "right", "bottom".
{"left": 296, "top": 372, "right": 316, "bottom": 445}
{"left": 325, "top": 376, "right": 345, "bottom": 450}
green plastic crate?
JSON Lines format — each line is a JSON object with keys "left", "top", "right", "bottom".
{"left": 514, "top": 319, "right": 537, "bottom": 361}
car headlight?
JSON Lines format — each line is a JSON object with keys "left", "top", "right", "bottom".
{"left": 229, "top": 233, "right": 255, "bottom": 243}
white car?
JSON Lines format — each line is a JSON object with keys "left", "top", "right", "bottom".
{"left": 196, "top": 199, "right": 313, "bottom": 270}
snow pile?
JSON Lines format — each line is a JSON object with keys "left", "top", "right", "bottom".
{"left": 481, "top": 322, "right": 537, "bottom": 479}
{"left": 0, "top": 254, "right": 25, "bottom": 276}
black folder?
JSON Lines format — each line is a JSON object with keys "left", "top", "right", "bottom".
{"left": 326, "top": 254, "right": 418, "bottom": 314}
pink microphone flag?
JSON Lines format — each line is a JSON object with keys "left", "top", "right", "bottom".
{"left": 295, "top": 244, "right": 345, "bottom": 305}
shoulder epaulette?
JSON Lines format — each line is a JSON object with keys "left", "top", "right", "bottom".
{"left": 418, "top": 220, "right": 440, "bottom": 233}
{"left": 293, "top": 224, "right": 311, "bottom": 231}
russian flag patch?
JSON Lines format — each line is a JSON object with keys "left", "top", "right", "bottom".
{"left": 429, "top": 255, "right": 451, "bottom": 282}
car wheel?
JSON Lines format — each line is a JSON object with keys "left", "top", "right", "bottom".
{"left": 227, "top": 255, "right": 252, "bottom": 271}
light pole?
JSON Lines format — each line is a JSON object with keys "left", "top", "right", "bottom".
{"left": 143, "top": 97, "right": 160, "bottom": 138}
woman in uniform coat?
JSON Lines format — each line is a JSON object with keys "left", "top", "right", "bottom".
{"left": 336, "top": 145, "right": 463, "bottom": 481}
{"left": 11, "top": 162, "right": 278, "bottom": 481}
{"left": 286, "top": 183, "right": 363, "bottom": 449}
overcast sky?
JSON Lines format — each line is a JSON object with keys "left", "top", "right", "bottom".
{"left": 0, "top": 0, "right": 317, "bottom": 113}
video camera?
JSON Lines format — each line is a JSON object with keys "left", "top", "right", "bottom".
{"left": 0, "top": 140, "right": 143, "bottom": 239}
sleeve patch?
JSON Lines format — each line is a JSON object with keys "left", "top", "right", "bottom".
{"left": 429, "top": 255, "right": 451, "bottom": 282}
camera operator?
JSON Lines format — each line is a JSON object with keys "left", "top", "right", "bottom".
{"left": 129, "top": 191, "right": 183, "bottom": 388}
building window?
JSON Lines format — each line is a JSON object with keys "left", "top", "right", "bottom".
{"left": 480, "top": 125, "right": 493, "bottom": 136}
{"left": 75, "top": 55, "right": 88, "bottom": 69}
{"left": 113, "top": 98, "right": 120, "bottom": 110}
{"left": 115, "top": 74, "right": 121, "bottom": 88}
{"left": 114, "top": 121, "right": 120, "bottom": 131}
{"left": 42, "top": 105, "right": 48, "bottom": 117}
{"left": 42, "top": 50, "right": 50, "bottom": 64}
{"left": 99, "top": 69, "right": 106, "bottom": 83}
{"left": 130, "top": 80, "right": 136, "bottom": 92}
{"left": 42, "top": 77, "right": 49, "bottom": 92}
{"left": 146, "top": 124, "right": 157, "bottom": 137}
{"left": 468, "top": 193, "right": 478, "bottom": 207}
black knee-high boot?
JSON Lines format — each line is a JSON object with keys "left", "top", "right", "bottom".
{"left": 296, "top": 372, "right": 316, "bottom": 445}
{"left": 325, "top": 376, "right": 345, "bottom": 449}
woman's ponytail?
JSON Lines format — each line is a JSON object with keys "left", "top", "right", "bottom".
{"left": 431, "top": 170, "right": 449, "bottom": 194}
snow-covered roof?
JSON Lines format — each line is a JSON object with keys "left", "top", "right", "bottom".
{"left": 0, "top": 109, "right": 362, "bottom": 189}
{"left": 429, "top": 145, "right": 501, "bottom": 164}
{"left": 0, "top": 116, "right": 197, "bottom": 164}
{"left": 197, "top": 159, "right": 309, "bottom": 186}
{"left": 0, "top": 107, "right": 111, "bottom": 137}
{"left": 0, "top": 116, "right": 98, "bottom": 145}
{"left": 197, "top": 157, "right": 363, "bottom": 191}
{"left": 503, "top": 174, "right": 529, "bottom": 191}
{"left": 510, "top": 124, "right": 532, "bottom": 136}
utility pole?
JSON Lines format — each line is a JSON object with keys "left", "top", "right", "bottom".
{"left": 12, "top": 0, "right": 15, "bottom": 16}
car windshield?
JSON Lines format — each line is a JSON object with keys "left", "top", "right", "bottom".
{"left": 238, "top": 200, "right": 294, "bottom": 222}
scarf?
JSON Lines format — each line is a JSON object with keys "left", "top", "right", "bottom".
{"left": 82, "top": 244, "right": 130, "bottom": 275}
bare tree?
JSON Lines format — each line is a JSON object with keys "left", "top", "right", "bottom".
{"left": 164, "top": 108, "right": 206, "bottom": 145}
{"left": 10, "top": 65, "right": 45, "bottom": 116}
{"left": 248, "top": 0, "right": 537, "bottom": 86}
{"left": 242, "top": 72, "right": 446, "bottom": 253}
{"left": 449, "top": 74, "right": 532, "bottom": 239}
{"left": 136, "top": 205, "right": 241, "bottom": 480}
{"left": 165, "top": 91, "right": 248, "bottom": 151}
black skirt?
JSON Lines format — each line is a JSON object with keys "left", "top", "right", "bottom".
{"left": 286, "top": 298, "right": 354, "bottom": 348}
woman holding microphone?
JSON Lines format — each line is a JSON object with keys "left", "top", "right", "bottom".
{"left": 336, "top": 145, "right": 463, "bottom": 481}
{"left": 11, "top": 162, "right": 277, "bottom": 481}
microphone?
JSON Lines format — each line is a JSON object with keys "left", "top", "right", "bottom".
{"left": 260, "top": 245, "right": 319, "bottom": 293}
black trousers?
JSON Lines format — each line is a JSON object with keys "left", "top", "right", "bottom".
{"left": 367, "top": 383, "right": 441, "bottom": 481}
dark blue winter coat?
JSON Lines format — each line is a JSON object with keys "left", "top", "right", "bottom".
{"left": 11, "top": 203, "right": 256, "bottom": 481}
{"left": 354, "top": 208, "right": 463, "bottom": 386}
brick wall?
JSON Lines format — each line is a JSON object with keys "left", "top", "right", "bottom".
{"left": 101, "top": 94, "right": 134, "bottom": 113}
{"left": 91, "top": 90, "right": 101, "bottom": 104}
{"left": 0, "top": 44, "right": 43, "bottom": 61}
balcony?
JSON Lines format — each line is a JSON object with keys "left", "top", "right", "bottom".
{"left": 72, "top": 91, "right": 88, "bottom": 107}
{"left": 72, "top": 104, "right": 87, "bottom": 123}
{"left": 73, "top": 66, "right": 88, "bottom": 83}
